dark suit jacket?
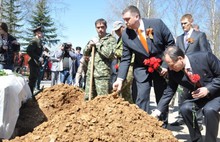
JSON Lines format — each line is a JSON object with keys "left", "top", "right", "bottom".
{"left": 27, "top": 38, "right": 43, "bottom": 67}
{"left": 118, "top": 18, "right": 175, "bottom": 82}
{"left": 176, "top": 30, "right": 212, "bottom": 54}
{"left": 157, "top": 52, "right": 220, "bottom": 113}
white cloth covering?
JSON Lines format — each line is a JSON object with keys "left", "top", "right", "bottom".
{"left": 0, "top": 70, "right": 31, "bottom": 139}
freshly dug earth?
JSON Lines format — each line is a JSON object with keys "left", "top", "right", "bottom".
{"left": 4, "top": 84, "right": 178, "bottom": 142}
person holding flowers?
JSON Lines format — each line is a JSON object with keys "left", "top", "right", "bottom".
{"left": 152, "top": 46, "right": 220, "bottom": 142}
{"left": 112, "top": 5, "right": 175, "bottom": 128}
{"left": 172, "top": 14, "right": 212, "bottom": 128}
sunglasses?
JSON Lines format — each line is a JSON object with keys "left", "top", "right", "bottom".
{"left": 181, "top": 22, "right": 188, "bottom": 25}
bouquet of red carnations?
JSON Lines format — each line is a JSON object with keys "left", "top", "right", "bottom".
{"left": 143, "top": 57, "right": 162, "bottom": 73}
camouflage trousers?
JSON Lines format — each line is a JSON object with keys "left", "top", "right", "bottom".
{"left": 119, "top": 65, "right": 133, "bottom": 104}
{"left": 84, "top": 76, "right": 111, "bottom": 100}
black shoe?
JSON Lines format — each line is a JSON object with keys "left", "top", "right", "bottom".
{"left": 162, "top": 122, "right": 168, "bottom": 129}
{"left": 199, "top": 124, "right": 203, "bottom": 131}
{"left": 170, "top": 119, "right": 184, "bottom": 126}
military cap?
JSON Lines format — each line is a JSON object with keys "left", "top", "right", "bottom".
{"left": 112, "top": 21, "right": 123, "bottom": 31}
{"left": 33, "top": 26, "right": 42, "bottom": 33}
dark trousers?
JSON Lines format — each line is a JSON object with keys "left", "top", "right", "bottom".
{"left": 180, "top": 97, "right": 220, "bottom": 142}
{"left": 178, "top": 87, "right": 203, "bottom": 125}
{"left": 110, "top": 59, "right": 118, "bottom": 90}
{"left": 28, "top": 65, "right": 40, "bottom": 95}
{"left": 3, "top": 64, "right": 14, "bottom": 71}
{"left": 132, "top": 72, "right": 168, "bottom": 124}
{"left": 36, "top": 67, "right": 44, "bottom": 89}
{"left": 60, "top": 68, "right": 71, "bottom": 84}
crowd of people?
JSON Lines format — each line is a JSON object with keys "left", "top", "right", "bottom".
{"left": 27, "top": 34, "right": 85, "bottom": 94}
{"left": 1, "top": 4, "right": 220, "bottom": 142}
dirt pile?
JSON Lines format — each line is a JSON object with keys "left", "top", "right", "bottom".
{"left": 4, "top": 84, "right": 178, "bottom": 142}
{"left": 9, "top": 84, "right": 84, "bottom": 137}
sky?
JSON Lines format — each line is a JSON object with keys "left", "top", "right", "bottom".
{"left": 53, "top": 0, "right": 112, "bottom": 50}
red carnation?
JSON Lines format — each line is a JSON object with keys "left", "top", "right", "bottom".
{"left": 143, "top": 57, "right": 162, "bottom": 73}
{"left": 148, "top": 67, "right": 154, "bottom": 73}
{"left": 189, "top": 74, "right": 200, "bottom": 84}
{"left": 143, "top": 59, "right": 150, "bottom": 65}
{"left": 115, "top": 64, "right": 119, "bottom": 70}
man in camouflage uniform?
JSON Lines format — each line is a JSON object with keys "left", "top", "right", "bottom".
{"left": 112, "top": 21, "right": 133, "bottom": 103}
{"left": 84, "top": 18, "right": 117, "bottom": 100}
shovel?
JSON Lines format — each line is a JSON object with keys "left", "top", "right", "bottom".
{"left": 88, "top": 45, "right": 95, "bottom": 100}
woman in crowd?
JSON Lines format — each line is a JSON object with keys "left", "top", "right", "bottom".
{"left": 0, "top": 22, "right": 20, "bottom": 70}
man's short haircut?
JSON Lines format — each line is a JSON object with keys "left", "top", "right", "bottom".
{"left": 95, "top": 18, "right": 107, "bottom": 27}
{"left": 163, "top": 46, "right": 185, "bottom": 62}
{"left": 76, "top": 46, "right": 81, "bottom": 50}
{"left": 122, "top": 5, "right": 141, "bottom": 18}
{"left": 181, "top": 14, "right": 193, "bottom": 23}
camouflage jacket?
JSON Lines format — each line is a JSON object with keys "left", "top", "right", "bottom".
{"left": 84, "top": 33, "right": 116, "bottom": 78}
{"left": 114, "top": 37, "right": 134, "bottom": 64}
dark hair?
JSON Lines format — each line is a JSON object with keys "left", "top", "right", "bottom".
{"left": 95, "top": 18, "right": 107, "bottom": 27}
{"left": 0, "top": 22, "right": 8, "bottom": 33}
{"left": 163, "top": 46, "right": 185, "bottom": 61}
{"left": 122, "top": 5, "right": 141, "bottom": 18}
{"left": 76, "top": 46, "right": 81, "bottom": 50}
{"left": 62, "top": 43, "right": 72, "bottom": 50}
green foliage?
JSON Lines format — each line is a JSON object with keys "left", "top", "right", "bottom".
{"left": 0, "top": 0, "right": 23, "bottom": 39}
{"left": 0, "top": 70, "right": 7, "bottom": 76}
{"left": 24, "top": 0, "right": 59, "bottom": 46}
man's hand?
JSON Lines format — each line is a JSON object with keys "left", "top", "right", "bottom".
{"left": 42, "top": 51, "right": 50, "bottom": 57}
{"left": 38, "top": 57, "right": 44, "bottom": 62}
{"left": 87, "top": 38, "right": 99, "bottom": 50}
{"left": 191, "top": 87, "right": 209, "bottom": 99}
{"left": 74, "top": 83, "right": 79, "bottom": 87}
{"left": 159, "top": 67, "right": 168, "bottom": 77}
{"left": 88, "top": 41, "right": 96, "bottom": 50}
{"left": 151, "top": 109, "right": 161, "bottom": 119}
{"left": 2, "top": 45, "right": 8, "bottom": 50}
{"left": 113, "top": 78, "right": 123, "bottom": 93}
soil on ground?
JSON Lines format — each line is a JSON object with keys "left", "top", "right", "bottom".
{"left": 3, "top": 84, "right": 178, "bottom": 142}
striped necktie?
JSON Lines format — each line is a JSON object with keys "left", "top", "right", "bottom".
{"left": 137, "top": 28, "right": 149, "bottom": 53}
{"left": 184, "top": 33, "right": 189, "bottom": 49}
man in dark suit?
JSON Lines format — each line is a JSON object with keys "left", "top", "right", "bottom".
{"left": 172, "top": 14, "right": 212, "bottom": 127}
{"left": 113, "top": 5, "right": 175, "bottom": 127}
{"left": 152, "top": 46, "right": 220, "bottom": 142}
{"left": 176, "top": 14, "right": 211, "bottom": 54}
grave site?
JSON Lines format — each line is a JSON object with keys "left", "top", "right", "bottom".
{"left": 3, "top": 84, "right": 178, "bottom": 142}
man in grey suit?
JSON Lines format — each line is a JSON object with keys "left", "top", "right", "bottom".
{"left": 152, "top": 46, "right": 220, "bottom": 142}
{"left": 172, "top": 14, "right": 212, "bottom": 128}
{"left": 113, "top": 5, "right": 175, "bottom": 127}
{"left": 176, "top": 14, "right": 211, "bottom": 53}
